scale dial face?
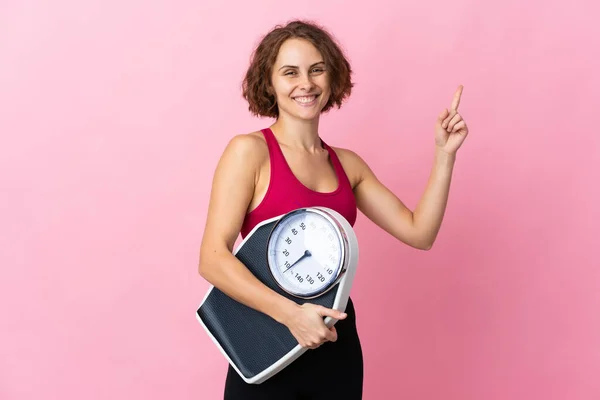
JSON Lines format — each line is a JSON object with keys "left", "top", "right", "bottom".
{"left": 266, "top": 208, "right": 347, "bottom": 299}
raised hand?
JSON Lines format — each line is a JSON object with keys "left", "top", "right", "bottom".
{"left": 435, "top": 85, "right": 469, "bottom": 155}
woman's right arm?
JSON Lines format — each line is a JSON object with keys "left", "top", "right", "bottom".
{"left": 198, "top": 134, "right": 346, "bottom": 349}
{"left": 198, "top": 134, "right": 295, "bottom": 324}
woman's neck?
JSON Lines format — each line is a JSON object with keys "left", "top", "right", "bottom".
{"left": 270, "top": 115, "right": 323, "bottom": 153}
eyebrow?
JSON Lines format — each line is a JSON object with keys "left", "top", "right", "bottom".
{"left": 278, "top": 61, "right": 325, "bottom": 71}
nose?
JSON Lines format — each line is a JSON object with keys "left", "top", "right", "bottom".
{"left": 298, "top": 73, "right": 314, "bottom": 91}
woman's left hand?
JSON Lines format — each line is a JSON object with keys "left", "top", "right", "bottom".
{"left": 435, "top": 85, "right": 469, "bottom": 155}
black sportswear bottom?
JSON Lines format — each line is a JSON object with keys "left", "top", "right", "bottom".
{"left": 223, "top": 297, "right": 363, "bottom": 399}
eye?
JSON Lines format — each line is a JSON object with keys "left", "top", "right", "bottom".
{"left": 284, "top": 70, "right": 297, "bottom": 76}
{"left": 311, "top": 67, "right": 325, "bottom": 73}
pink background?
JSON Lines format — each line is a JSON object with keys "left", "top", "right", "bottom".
{"left": 1, "top": 0, "right": 599, "bottom": 399}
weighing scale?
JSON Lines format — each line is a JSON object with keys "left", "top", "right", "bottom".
{"left": 196, "top": 206, "right": 359, "bottom": 384}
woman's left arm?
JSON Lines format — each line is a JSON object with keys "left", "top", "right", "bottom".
{"left": 343, "top": 85, "right": 469, "bottom": 250}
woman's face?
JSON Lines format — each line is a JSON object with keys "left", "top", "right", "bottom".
{"left": 270, "top": 38, "right": 331, "bottom": 121}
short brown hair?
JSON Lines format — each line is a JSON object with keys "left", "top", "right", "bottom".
{"left": 242, "top": 20, "right": 354, "bottom": 119}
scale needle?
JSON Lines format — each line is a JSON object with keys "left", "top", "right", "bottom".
{"left": 284, "top": 249, "right": 311, "bottom": 273}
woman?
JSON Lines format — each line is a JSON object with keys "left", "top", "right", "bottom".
{"left": 198, "top": 19, "right": 469, "bottom": 399}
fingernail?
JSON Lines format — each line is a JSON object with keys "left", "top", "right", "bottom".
{"left": 340, "top": 313, "right": 347, "bottom": 318}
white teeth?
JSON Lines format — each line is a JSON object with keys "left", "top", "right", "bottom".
{"left": 294, "top": 96, "right": 316, "bottom": 103}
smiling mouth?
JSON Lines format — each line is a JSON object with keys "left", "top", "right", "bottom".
{"left": 293, "top": 94, "right": 319, "bottom": 106}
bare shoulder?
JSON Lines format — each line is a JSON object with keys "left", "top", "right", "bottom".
{"left": 329, "top": 145, "right": 372, "bottom": 188}
{"left": 330, "top": 146, "right": 367, "bottom": 165}
{"left": 202, "top": 131, "right": 269, "bottom": 250}
{"left": 223, "top": 131, "right": 268, "bottom": 162}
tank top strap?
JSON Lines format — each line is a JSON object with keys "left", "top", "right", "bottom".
{"left": 260, "top": 127, "right": 289, "bottom": 182}
{"left": 260, "top": 127, "right": 280, "bottom": 155}
{"left": 321, "top": 139, "right": 353, "bottom": 191}
{"left": 260, "top": 127, "right": 273, "bottom": 145}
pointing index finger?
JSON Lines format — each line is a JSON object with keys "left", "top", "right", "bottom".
{"left": 451, "top": 85, "right": 463, "bottom": 111}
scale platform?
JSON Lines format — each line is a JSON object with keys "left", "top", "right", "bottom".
{"left": 196, "top": 207, "right": 358, "bottom": 384}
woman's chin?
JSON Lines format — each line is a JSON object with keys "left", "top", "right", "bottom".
{"left": 289, "top": 105, "right": 324, "bottom": 120}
